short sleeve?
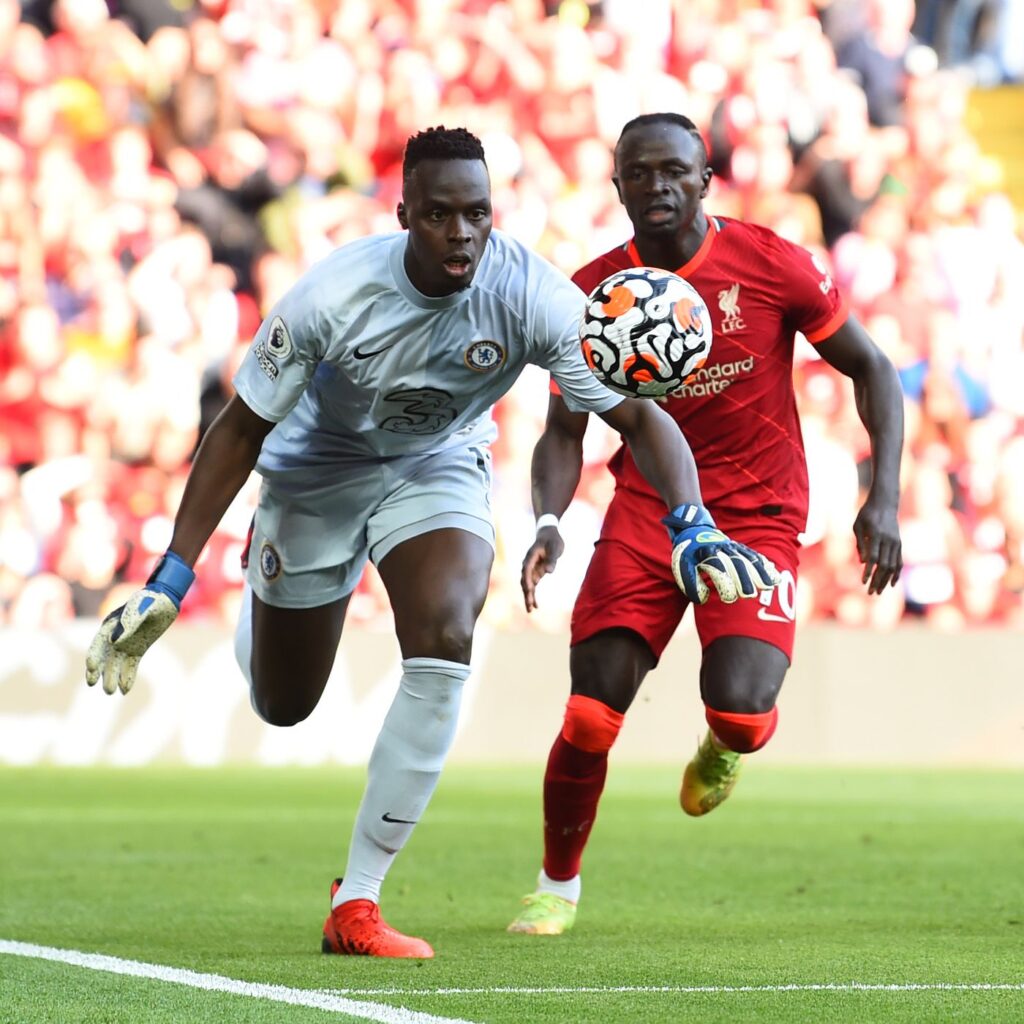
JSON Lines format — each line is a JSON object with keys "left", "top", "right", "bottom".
{"left": 232, "top": 281, "right": 324, "bottom": 422}
{"left": 777, "top": 241, "right": 849, "bottom": 344}
{"left": 528, "top": 261, "right": 622, "bottom": 415}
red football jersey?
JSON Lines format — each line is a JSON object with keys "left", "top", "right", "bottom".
{"left": 569, "top": 216, "right": 848, "bottom": 535}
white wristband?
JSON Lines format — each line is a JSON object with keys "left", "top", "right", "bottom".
{"left": 535, "top": 513, "right": 560, "bottom": 533}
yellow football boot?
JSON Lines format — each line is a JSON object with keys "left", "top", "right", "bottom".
{"left": 680, "top": 730, "right": 741, "bottom": 816}
{"left": 507, "top": 892, "right": 577, "bottom": 935}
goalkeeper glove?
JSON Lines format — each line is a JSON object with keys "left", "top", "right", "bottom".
{"left": 85, "top": 551, "right": 195, "bottom": 696}
{"left": 662, "top": 504, "right": 780, "bottom": 605}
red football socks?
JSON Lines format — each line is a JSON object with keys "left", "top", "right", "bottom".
{"left": 705, "top": 706, "right": 778, "bottom": 753}
{"left": 542, "top": 733, "right": 608, "bottom": 881}
{"left": 541, "top": 696, "right": 625, "bottom": 881}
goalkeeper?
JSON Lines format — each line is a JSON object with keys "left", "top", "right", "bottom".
{"left": 508, "top": 113, "right": 904, "bottom": 937}
{"left": 84, "top": 126, "right": 778, "bottom": 960}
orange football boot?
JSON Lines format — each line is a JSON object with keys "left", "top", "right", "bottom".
{"left": 321, "top": 879, "right": 434, "bottom": 959}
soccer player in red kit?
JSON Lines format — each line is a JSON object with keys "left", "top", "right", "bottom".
{"left": 508, "top": 113, "right": 904, "bottom": 935}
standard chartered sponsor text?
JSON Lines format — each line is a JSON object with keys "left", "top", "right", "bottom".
{"left": 671, "top": 356, "right": 755, "bottom": 398}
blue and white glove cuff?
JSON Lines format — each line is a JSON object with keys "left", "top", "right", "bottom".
{"left": 661, "top": 503, "right": 717, "bottom": 542}
{"left": 145, "top": 551, "right": 195, "bottom": 610}
{"left": 668, "top": 504, "right": 715, "bottom": 528}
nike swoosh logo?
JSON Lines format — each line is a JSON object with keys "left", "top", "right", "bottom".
{"left": 353, "top": 341, "right": 400, "bottom": 360}
{"left": 381, "top": 812, "right": 417, "bottom": 824}
{"left": 757, "top": 608, "right": 792, "bottom": 623}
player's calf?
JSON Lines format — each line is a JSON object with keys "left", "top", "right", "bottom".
{"left": 543, "top": 694, "right": 624, "bottom": 879}
{"left": 510, "top": 694, "right": 624, "bottom": 935}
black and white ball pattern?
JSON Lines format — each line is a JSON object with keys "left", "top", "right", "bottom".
{"left": 579, "top": 267, "right": 713, "bottom": 398}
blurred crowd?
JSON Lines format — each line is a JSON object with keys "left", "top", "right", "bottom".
{"left": 1, "top": 0, "right": 1023, "bottom": 635}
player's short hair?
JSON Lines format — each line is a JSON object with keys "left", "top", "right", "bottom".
{"left": 615, "top": 113, "right": 709, "bottom": 168}
{"left": 402, "top": 127, "right": 487, "bottom": 183}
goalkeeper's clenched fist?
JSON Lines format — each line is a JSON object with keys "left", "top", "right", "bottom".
{"left": 662, "top": 504, "right": 780, "bottom": 605}
{"left": 85, "top": 552, "right": 195, "bottom": 696}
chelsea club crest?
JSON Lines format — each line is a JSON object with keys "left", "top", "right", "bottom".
{"left": 464, "top": 340, "right": 505, "bottom": 372}
{"left": 259, "top": 541, "right": 282, "bottom": 582}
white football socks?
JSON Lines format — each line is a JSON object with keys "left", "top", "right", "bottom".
{"left": 233, "top": 585, "right": 255, "bottom": 692}
{"left": 537, "top": 868, "right": 581, "bottom": 905}
{"left": 334, "top": 656, "right": 470, "bottom": 908}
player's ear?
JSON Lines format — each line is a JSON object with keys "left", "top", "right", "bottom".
{"left": 396, "top": 202, "right": 408, "bottom": 229}
{"left": 700, "top": 167, "right": 713, "bottom": 198}
{"left": 611, "top": 174, "right": 623, "bottom": 203}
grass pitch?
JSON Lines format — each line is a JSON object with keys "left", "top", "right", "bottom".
{"left": 1, "top": 764, "right": 1022, "bottom": 1023}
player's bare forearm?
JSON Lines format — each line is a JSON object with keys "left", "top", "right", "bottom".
{"left": 851, "top": 355, "right": 904, "bottom": 590}
{"left": 86, "top": 396, "right": 273, "bottom": 697}
{"left": 816, "top": 318, "right": 904, "bottom": 590}
{"left": 531, "top": 395, "right": 587, "bottom": 518}
{"left": 521, "top": 396, "right": 585, "bottom": 612}
{"left": 169, "top": 395, "right": 275, "bottom": 566}
{"left": 816, "top": 318, "right": 903, "bottom": 505}
{"left": 599, "top": 398, "right": 702, "bottom": 509}
{"left": 852, "top": 356, "right": 903, "bottom": 506}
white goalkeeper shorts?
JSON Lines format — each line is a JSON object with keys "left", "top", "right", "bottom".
{"left": 245, "top": 442, "right": 495, "bottom": 609}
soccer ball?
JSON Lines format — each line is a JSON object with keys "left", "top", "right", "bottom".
{"left": 579, "top": 267, "right": 713, "bottom": 398}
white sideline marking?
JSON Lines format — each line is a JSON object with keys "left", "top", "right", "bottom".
{"left": 4, "top": 939, "right": 1021, "bottom": 1013}
{"left": 322, "top": 983, "right": 1024, "bottom": 996}
{"left": 0, "top": 940, "right": 477, "bottom": 1024}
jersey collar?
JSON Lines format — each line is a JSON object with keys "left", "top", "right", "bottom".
{"left": 390, "top": 234, "right": 476, "bottom": 310}
{"left": 626, "top": 216, "right": 720, "bottom": 278}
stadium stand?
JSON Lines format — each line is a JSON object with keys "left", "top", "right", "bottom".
{"left": 0, "top": 0, "right": 1022, "bottom": 633}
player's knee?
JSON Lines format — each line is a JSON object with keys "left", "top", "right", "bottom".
{"left": 399, "top": 613, "right": 476, "bottom": 664}
{"left": 250, "top": 681, "right": 316, "bottom": 727}
{"left": 561, "top": 694, "right": 624, "bottom": 754}
{"left": 252, "top": 700, "right": 314, "bottom": 728}
{"left": 436, "top": 621, "right": 475, "bottom": 663}
{"left": 708, "top": 682, "right": 778, "bottom": 715}
{"left": 705, "top": 705, "right": 778, "bottom": 754}
{"left": 568, "top": 632, "right": 652, "bottom": 713}
{"left": 702, "top": 663, "right": 783, "bottom": 715}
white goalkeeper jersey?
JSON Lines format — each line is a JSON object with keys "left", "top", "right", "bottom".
{"left": 233, "top": 229, "right": 621, "bottom": 475}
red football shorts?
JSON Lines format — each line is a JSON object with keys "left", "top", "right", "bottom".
{"left": 570, "top": 486, "right": 800, "bottom": 662}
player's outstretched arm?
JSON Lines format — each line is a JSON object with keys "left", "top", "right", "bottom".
{"left": 599, "top": 399, "right": 780, "bottom": 605}
{"left": 521, "top": 394, "right": 589, "bottom": 611}
{"left": 815, "top": 316, "right": 904, "bottom": 594}
{"left": 86, "top": 396, "right": 275, "bottom": 695}
{"left": 599, "top": 398, "right": 702, "bottom": 509}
